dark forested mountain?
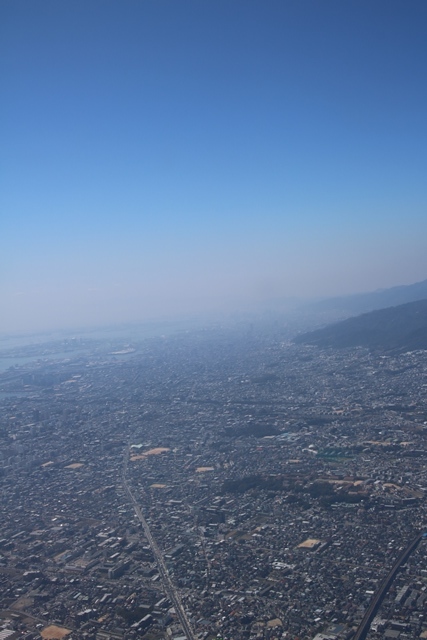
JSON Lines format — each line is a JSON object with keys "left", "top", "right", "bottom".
{"left": 294, "top": 298, "right": 427, "bottom": 352}
{"left": 304, "top": 278, "right": 427, "bottom": 316}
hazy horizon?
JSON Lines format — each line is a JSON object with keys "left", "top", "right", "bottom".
{"left": 2, "top": 1, "right": 427, "bottom": 334}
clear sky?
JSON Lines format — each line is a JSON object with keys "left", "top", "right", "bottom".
{"left": 1, "top": 0, "right": 427, "bottom": 332}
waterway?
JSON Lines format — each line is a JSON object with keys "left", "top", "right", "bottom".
{"left": 0, "top": 317, "right": 209, "bottom": 373}
{"left": 0, "top": 349, "right": 93, "bottom": 373}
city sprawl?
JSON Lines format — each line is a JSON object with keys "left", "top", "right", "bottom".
{"left": 1, "top": 325, "right": 427, "bottom": 640}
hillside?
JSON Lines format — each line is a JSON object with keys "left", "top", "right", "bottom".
{"left": 294, "top": 298, "right": 427, "bottom": 352}
{"left": 304, "top": 278, "right": 427, "bottom": 317}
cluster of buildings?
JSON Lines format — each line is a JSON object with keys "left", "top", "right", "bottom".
{"left": 0, "top": 325, "right": 427, "bottom": 640}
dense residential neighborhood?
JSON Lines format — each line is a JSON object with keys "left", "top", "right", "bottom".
{"left": 1, "top": 324, "right": 427, "bottom": 640}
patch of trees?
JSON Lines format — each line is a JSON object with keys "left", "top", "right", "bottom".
{"left": 306, "top": 416, "right": 335, "bottom": 426}
{"left": 223, "top": 424, "right": 280, "bottom": 438}
{"left": 221, "top": 474, "right": 285, "bottom": 494}
{"left": 117, "top": 605, "right": 153, "bottom": 624}
{"left": 307, "top": 481, "right": 335, "bottom": 498}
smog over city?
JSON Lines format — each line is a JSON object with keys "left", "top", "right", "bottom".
{"left": 1, "top": 2, "right": 427, "bottom": 640}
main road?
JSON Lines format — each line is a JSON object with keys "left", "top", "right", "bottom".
{"left": 122, "top": 448, "right": 197, "bottom": 640}
{"left": 353, "top": 532, "right": 423, "bottom": 640}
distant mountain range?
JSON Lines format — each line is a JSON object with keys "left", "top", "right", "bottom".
{"left": 294, "top": 298, "right": 427, "bottom": 352}
{"left": 304, "top": 278, "right": 427, "bottom": 316}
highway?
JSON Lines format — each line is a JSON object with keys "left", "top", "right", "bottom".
{"left": 353, "top": 532, "right": 423, "bottom": 640}
{"left": 122, "top": 449, "right": 197, "bottom": 640}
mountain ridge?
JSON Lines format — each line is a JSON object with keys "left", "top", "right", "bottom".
{"left": 294, "top": 298, "right": 427, "bottom": 352}
{"left": 303, "top": 278, "right": 427, "bottom": 316}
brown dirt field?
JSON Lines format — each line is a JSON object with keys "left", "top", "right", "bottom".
{"left": 130, "top": 447, "right": 170, "bottom": 461}
{"left": 11, "top": 596, "right": 33, "bottom": 610}
{"left": 40, "top": 625, "right": 72, "bottom": 639}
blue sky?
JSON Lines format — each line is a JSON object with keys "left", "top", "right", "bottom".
{"left": 1, "top": 0, "right": 427, "bottom": 332}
